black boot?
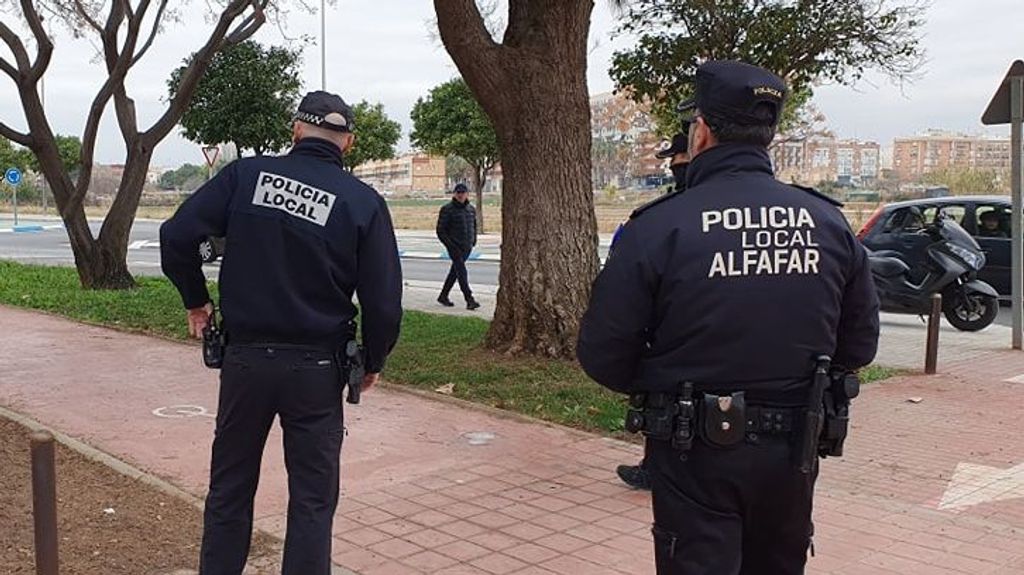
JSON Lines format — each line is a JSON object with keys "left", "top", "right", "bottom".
{"left": 466, "top": 297, "right": 481, "bottom": 311}
{"left": 437, "top": 294, "right": 455, "bottom": 307}
{"left": 616, "top": 464, "right": 650, "bottom": 490}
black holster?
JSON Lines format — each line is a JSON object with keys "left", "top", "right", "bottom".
{"left": 625, "top": 383, "right": 696, "bottom": 453}
{"left": 202, "top": 307, "right": 225, "bottom": 369}
{"left": 337, "top": 321, "right": 364, "bottom": 404}
{"left": 819, "top": 369, "right": 860, "bottom": 458}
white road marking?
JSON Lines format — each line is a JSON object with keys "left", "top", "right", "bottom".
{"left": 938, "top": 461, "right": 1024, "bottom": 510}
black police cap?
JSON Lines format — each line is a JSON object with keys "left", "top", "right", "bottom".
{"left": 678, "top": 60, "right": 787, "bottom": 126}
{"left": 294, "top": 91, "right": 355, "bottom": 133}
{"left": 655, "top": 132, "right": 689, "bottom": 159}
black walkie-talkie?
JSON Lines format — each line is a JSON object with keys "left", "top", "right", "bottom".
{"left": 202, "top": 307, "right": 225, "bottom": 369}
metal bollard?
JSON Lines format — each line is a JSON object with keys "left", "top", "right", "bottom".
{"left": 30, "top": 431, "right": 59, "bottom": 575}
{"left": 925, "top": 293, "right": 942, "bottom": 374}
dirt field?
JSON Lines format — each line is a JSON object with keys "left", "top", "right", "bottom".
{"left": 7, "top": 195, "right": 878, "bottom": 234}
{"left": 0, "top": 417, "right": 278, "bottom": 574}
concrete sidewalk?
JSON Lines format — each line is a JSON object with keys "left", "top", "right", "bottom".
{"left": 1, "top": 304, "right": 1023, "bottom": 574}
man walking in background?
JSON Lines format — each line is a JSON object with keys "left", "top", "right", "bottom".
{"left": 436, "top": 182, "right": 480, "bottom": 310}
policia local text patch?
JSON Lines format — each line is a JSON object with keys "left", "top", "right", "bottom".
{"left": 253, "top": 172, "right": 336, "bottom": 226}
{"left": 703, "top": 206, "right": 820, "bottom": 278}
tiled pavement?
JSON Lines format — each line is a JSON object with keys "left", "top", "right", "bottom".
{"left": 1, "top": 304, "right": 1023, "bottom": 574}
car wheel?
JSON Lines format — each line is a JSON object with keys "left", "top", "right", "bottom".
{"left": 943, "top": 291, "right": 998, "bottom": 332}
{"left": 198, "top": 239, "right": 216, "bottom": 263}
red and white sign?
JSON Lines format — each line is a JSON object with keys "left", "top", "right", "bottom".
{"left": 202, "top": 145, "right": 220, "bottom": 168}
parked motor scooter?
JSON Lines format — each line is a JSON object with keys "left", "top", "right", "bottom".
{"left": 868, "top": 209, "right": 999, "bottom": 332}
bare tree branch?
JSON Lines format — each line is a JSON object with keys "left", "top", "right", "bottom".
{"left": 433, "top": 0, "right": 504, "bottom": 103}
{"left": 0, "top": 57, "right": 19, "bottom": 82}
{"left": 144, "top": 0, "right": 259, "bottom": 143}
{"left": 18, "top": 0, "right": 53, "bottom": 81}
{"left": 0, "top": 20, "right": 32, "bottom": 73}
{"left": 0, "top": 120, "right": 32, "bottom": 147}
{"left": 131, "top": 0, "right": 169, "bottom": 66}
{"left": 72, "top": 0, "right": 105, "bottom": 32}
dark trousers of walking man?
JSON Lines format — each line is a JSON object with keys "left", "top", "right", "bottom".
{"left": 441, "top": 246, "right": 473, "bottom": 303}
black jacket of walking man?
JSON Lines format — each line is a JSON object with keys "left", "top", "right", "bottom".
{"left": 577, "top": 61, "right": 879, "bottom": 575}
{"left": 160, "top": 91, "right": 403, "bottom": 575}
{"left": 436, "top": 183, "right": 480, "bottom": 310}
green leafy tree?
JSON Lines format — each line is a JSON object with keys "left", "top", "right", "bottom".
{"left": 169, "top": 41, "right": 302, "bottom": 156}
{"left": 345, "top": 101, "right": 401, "bottom": 172}
{"left": 923, "top": 167, "right": 1009, "bottom": 196}
{"left": 0, "top": 137, "right": 32, "bottom": 173}
{"left": 610, "top": 0, "right": 926, "bottom": 134}
{"left": 411, "top": 78, "right": 500, "bottom": 231}
{"left": 21, "top": 135, "right": 82, "bottom": 176}
{"left": 158, "top": 164, "right": 208, "bottom": 191}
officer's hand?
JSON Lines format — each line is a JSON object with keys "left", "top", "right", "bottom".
{"left": 187, "top": 303, "right": 214, "bottom": 339}
{"left": 362, "top": 372, "right": 380, "bottom": 392}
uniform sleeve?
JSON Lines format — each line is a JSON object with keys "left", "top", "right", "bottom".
{"left": 159, "top": 164, "right": 236, "bottom": 309}
{"left": 576, "top": 221, "right": 658, "bottom": 393}
{"left": 834, "top": 239, "right": 880, "bottom": 369}
{"left": 358, "top": 195, "right": 404, "bottom": 373}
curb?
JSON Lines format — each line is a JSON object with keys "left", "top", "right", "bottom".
{"left": 0, "top": 224, "right": 63, "bottom": 234}
{"left": 0, "top": 403, "right": 358, "bottom": 575}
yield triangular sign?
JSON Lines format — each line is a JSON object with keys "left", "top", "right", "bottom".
{"left": 982, "top": 60, "right": 1024, "bottom": 125}
{"left": 202, "top": 145, "right": 220, "bottom": 167}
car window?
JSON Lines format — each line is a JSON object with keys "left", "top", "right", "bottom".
{"left": 975, "top": 204, "right": 1011, "bottom": 239}
{"left": 886, "top": 204, "right": 967, "bottom": 233}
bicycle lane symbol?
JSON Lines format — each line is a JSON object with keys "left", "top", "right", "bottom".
{"left": 151, "top": 405, "right": 217, "bottom": 419}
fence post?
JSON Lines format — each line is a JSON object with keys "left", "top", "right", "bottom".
{"left": 925, "top": 293, "right": 942, "bottom": 374}
{"left": 30, "top": 431, "right": 59, "bottom": 575}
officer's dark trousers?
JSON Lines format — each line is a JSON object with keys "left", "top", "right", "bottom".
{"left": 647, "top": 436, "right": 818, "bottom": 575}
{"left": 200, "top": 345, "right": 344, "bottom": 575}
{"left": 441, "top": 247, "right": 473, "bottom": 300}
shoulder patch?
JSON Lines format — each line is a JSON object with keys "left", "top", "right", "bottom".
{"left": 629, "top": 189, "right": 684, "bottom": 220}
{"left": 790, "top": 184, "right": 844, "bottom": 208}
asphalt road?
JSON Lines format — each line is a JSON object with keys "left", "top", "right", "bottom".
{"left": 1, "top": 218, "right": 1018, "bottom": 329}
{"left": 0, "top": 219, "right": 501, "bottom": 286}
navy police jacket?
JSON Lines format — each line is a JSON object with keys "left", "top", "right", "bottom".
{"left": 577, "top": 144, "right": 879, "bottom": 405}
{"left": 160, "top": 138, "right": 403, "bottom": 373}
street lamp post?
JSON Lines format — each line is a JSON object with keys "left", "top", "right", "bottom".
{"left": 321, "top": 0, "right": 326, "bottom": 90}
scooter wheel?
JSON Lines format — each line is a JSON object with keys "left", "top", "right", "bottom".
{"left": 943, "top": 292, "right": 998, "bottom": 332}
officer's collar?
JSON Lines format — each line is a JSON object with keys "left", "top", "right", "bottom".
{"left": 685, "top": 143, "right": 774, "bottom": 189}
{"left": 290, "top": 137, "right": 346, "bottom": 169}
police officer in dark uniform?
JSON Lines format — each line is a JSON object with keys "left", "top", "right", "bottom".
{"left": 616, "top": 131, "right": 691, "bottom": 490}
{"left": 577, "top": 61, "right": 879, "bottom": 574}
{"left": 659, "top": 132, "right": 691, "bottom": 195}
{"left": 160, "top": 91, "right": 403, "bottom": 575}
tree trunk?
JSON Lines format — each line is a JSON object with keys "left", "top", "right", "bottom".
{"left": 435, "top": 0, "right": 600, "bottom": 358}
{"left": 470, "top": 165, "right": 485, "bottom": 233}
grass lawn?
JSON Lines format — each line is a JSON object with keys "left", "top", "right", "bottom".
{"left": 0, "top": 260, "right": 898, "bottom": 436}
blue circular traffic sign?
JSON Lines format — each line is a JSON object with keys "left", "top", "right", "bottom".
{"left": 4, "top": 167, "right": 22, "bottom": 186}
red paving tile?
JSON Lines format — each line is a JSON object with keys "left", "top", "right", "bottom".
{"left": 2, "top": 305, "right": 1024, "bottom": 575}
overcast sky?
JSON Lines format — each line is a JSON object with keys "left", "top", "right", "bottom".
{"left": 1, "top": 0, "right": 1022, "bottom": 168}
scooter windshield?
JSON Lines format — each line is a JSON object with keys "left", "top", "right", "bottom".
{"left": 939, "top": 218, "right": 981, "bottom": 249}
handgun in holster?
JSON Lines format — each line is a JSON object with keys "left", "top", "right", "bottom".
{"left": 342, "top": 340, "right": 366, "bottom": 405}
{"left": 819, "top": 368, "right": 860, "bottom": 458}
{"left": 201, "top": 307, "right": 225, "bottom": 369}
{"left": 794, "top": 356, "right": 831, "bottom": 474}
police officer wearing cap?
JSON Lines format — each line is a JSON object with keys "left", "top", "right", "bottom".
{"left": 161, "top": 90, "right": 403, "bottom": 575}
{"left": 577, "top": 61, "right": 879, "bottom": 574}
{"left": 658, "top": 132, "right": 691, "bottom": 195}
{"left": 615, "top": 131, "right": 691, "bottom": 491}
